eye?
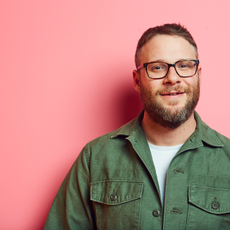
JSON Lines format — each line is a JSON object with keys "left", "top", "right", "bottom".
{"left": 177, "top": 61, "right": 194, "bottom": 69}
{"left": 148, "top": 63, "right": 167, "bottom": 72}
{"left": 179, "top": 64, "right": 188, "bottom": 68}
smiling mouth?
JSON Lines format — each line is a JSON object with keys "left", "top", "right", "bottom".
{"left": 161, "top": 92, "right": 184, "bottom": 96}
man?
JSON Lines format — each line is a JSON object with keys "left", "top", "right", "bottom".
{"left": 44, "top": 24, "right": 230, "bottom": 230}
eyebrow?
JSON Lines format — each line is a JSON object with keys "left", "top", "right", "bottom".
{"left": 147, "top": 58, "right": 195, "bottom": 63}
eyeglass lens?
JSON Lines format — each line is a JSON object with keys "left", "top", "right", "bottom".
{"left": 147, "top": 60, "right": 198, "bottom": 79}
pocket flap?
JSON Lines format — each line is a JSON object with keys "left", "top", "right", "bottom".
{"left": 90, "top": 180, "right": 143, "bottom": 205}
{"left": 189, "top": 185, "right": 230, "bottom": 214}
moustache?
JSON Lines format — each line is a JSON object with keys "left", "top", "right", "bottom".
{"left": 156, "top": 85, "right": 190, "bottom": 94}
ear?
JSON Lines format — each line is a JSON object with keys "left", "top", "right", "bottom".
{"left": 198, "top": 65, "right": 202, "bottom": 83}
{"left": 133, "top": 70, "right": 141, "bottom": 92}
{"left": 198, "top": 65, "right": 202, "bottom": 76}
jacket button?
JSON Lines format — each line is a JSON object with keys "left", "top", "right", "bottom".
{"left": 152, "top": 209, "right": 161, "bottom": 217}
{"left": 211, "top": 201, "right": 220, "bottom": 210}
{"left": 110, "top": 194, "right": 117, "bottom": 201}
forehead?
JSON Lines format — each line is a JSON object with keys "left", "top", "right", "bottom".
{"left": 140, "top": 35, "right": 197, "bottom": 63}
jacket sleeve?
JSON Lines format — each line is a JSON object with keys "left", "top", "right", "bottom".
{"left": 44, "top": 145, "right": 96, "bottom": 230}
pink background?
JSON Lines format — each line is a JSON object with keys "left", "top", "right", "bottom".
{"left": 1, "top": 0, "right": 230, "bottom": 229}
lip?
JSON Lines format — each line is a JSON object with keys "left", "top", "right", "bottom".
{"left": 160, "top": 91, "right": 185, "bottom": 98}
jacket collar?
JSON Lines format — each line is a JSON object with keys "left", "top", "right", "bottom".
{"left": 110, "top": 111, "right": 144, "bottom": 138}
{"left": 191, "top": 111, "right": 223, "bottom": 147}
{"left": 111, "top": 110, "right": 224, "bottom": 148}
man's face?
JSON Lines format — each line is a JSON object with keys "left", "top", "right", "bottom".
{"left": 133, "top": 35, "right": 201, "bottom": 129}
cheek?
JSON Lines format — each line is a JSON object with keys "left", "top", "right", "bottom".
{"left": 186, "top": 78, "right": 200, "bottom": 96}
{"left": 148, "top": 81, "right": 162, "bottom": 93}
{"left": 183, "top": 78, "right": 198, "bottom": 90}
{"left": 183, "top": 78, "right": 193, "bottom": 86}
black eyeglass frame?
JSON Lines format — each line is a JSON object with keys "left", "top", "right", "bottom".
{"left": 136, "top": 59, "right": 200, "bottom": 79}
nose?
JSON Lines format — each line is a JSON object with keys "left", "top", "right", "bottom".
{"left": 163, "top": 66, "right": 181, "bottom": 84}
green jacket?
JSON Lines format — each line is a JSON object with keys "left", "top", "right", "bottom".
{"left": 44, "top": 111, "right": 230, "bottom": 230}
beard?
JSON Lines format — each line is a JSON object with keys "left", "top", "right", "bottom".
{"left": 140, "top": 78, "right": 200, "bottom": 129}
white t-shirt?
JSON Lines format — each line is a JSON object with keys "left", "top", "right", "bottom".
{"left": 148, "top": 142, "right": 183, "bottom": 204}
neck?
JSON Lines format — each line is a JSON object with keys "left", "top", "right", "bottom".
{"left": 141, "top": 111, "right": 196, "bottom": 146}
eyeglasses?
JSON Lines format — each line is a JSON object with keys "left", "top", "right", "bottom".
{"left": 137, "top": 59, "right": 199, "bottom": 79}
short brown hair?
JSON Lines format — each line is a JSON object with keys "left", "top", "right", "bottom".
{"left": 135, "top": 23, "right": 198, "bottom": 68}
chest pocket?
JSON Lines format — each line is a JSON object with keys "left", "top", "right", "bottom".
{"left": 186, "top": 185, "right": 230, "bottom": 230}
{"left": 90, "top": 180, "right": 143, "bottom": 230}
